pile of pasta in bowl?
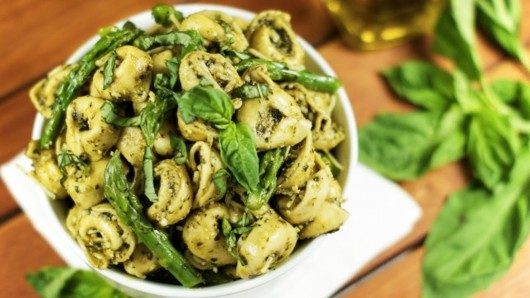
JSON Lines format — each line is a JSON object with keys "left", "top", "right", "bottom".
{"left": 26, "top": 4, "right": 349, "bottom": 288}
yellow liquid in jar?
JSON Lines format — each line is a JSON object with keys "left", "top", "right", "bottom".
{"left": 323, "top": 0, "right": 445, "bottom": 50}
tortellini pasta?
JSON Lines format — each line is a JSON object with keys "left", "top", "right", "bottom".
{"left": 180, "top": 11, "right": 248, "bottom": 51}
{"left": 236, "top": 209, "right": 298, "bottom": 278}
{"left": 246, "top": 11, "right": 304, "bottom": 67}
{"left": 187, "top": 141, "right": 224, "bottom": 208}
{"left": 63, "top": 158, "right": 109, "bottom": 208}
{"left": 27, "top": 7, "right": 348, "bottom": 284}
{"left": 29, "top": 64, "right": 76, "bottom": 118}
{"left": 124, "top": 244, "right": 160, "bottom": 279}
{"left": 66, "top": 203, "right": 136, "bottom": 269}
{"left": 90, "top": 45, "right": 153, "bottom": 112}
{"left": 26, "top": 141, "right": 67, "bottom": 199}
{"left": 237, "top": 66, "right": 311, "bottom": 150}
{"left": 65, "top": 96, "right": 120, "bottom": 161}
{"left": 182, "top": 203, "right": 237, "bottom": 268}
{"left": 179, "top": 51, "right": 243, "bottom": 92}
{"left": 147, "top": 159, "right": 193, "bottom": 227}
{"left": 177, "top": 111, "right": 218, "bottom": 143}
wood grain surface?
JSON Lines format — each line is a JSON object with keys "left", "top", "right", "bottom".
{"left": 0, "top": 0, "right": 529, "bottom": 297}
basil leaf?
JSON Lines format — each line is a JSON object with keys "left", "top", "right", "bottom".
{"left": 101, "top": 101, "right": 141, "bottom": 127}
{"left": 152, "top": 3, "right": 183, "bottom": 26}
{"left": 133, "top": 31, "right": 202, "bottom": 52}
{"left": 423, "top": 148, "right": 530, "bottom": 297}
{"left": 27, "top": 267, "right": 127, "bottom": 298}
{"left": 477, "top": 0, "right": 530, "bottom": 70}
{"left": 140, "top": 97, "right": 176, "bottom": 146}
{"left": 359, "top": 107, "right": 466, "bottom": 180}
{"left": 433, "top": 0, "right": 483, "bottom": 79}
{"left": 177, "top": 86, "right": 234, "bottom": 130}
{"left": 102, "top": 51, "right": 117, "bottom": 89}
{"left": 490, "top": 80, "right": 530, "bottom": 119}
{"left": 467, "top": 109, "right": 521, "bottom": 188}
{"left": 169, "top": 134, "right": 187, "bottom": 165}
{"left": 57, "top": 150, "right": 89, "bottom": 181}
{"left": 219, "top": 122, "right": 259, "bottom": 194}
{"left": 382, "top": 61, "right": 454, "bottom": 111}
{"left": 213, "top": 169, "right": 229, "bottom": 196}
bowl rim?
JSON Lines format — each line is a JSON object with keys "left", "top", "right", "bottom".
{"left": 30, "top": 3, "right": 359, "bottom": 297}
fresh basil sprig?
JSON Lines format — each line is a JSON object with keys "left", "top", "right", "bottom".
{"left": 27, "top": 267, "right": 127, "bottom": 298}
{"left": 477, "top": 0, "right": 530, "bottom": 71}
{"left": 433, "top": 0, "right": 483, "bottom": 80}
{"left": 423, "top": 148, "right": 530, "bottom": 297}
{"left": 382, "top": 61, "right": 454, "bottom": 112}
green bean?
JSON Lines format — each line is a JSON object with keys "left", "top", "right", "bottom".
{"left": 104, "top": 152, "right": 204, "bottom": 288}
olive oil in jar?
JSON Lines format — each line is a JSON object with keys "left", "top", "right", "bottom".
{"left": 323, "top": 0, "right": 445, "bottom": 50}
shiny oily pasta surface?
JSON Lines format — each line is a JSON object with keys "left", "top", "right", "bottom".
{"left": 26, "top": 7, "right": 348, "bottom": 285}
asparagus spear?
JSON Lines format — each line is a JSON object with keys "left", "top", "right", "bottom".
{"left": 236, "top": 59, "right": 341, "bottom": 93}
{"left": 39, "top": 29, "right": 140, "bottom": 149}
{"left": 139, "top": 96, "right": 178, "bottom": 202}
{"left": 245, "top": 147, "right": 289, "bottom": 209}
{"left": 104, "top": 152, "right": 204, "bottom": 288}
{"left": 231, "top": 84, "right": 270, "bottom": 99}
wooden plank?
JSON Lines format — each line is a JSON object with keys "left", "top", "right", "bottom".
{"left": 0, "top": 214, "right": 64, "bottom": 298}
{"left": 0, "top": 88, "right": 35, "bottom": 218}
{"left": 0, "top": 0, "right": 335, "bottom": 101}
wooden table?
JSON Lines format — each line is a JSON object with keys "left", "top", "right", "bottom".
{"left": 1, "top": 1, "right": 529, "bottom": 297}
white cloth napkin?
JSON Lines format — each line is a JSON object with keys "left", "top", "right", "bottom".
{"left": 1, "top": 153, "right": 421, "bottom": 298}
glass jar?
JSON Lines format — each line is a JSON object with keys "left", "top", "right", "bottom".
{"left": 323, "top": 0, "right": 446, "bottom": 50}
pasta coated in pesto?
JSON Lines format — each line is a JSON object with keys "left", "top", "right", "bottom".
{"left": 27, "top": 6, "right": 347, "bottom": 286}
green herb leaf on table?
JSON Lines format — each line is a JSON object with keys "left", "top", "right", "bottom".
{"left": 359, "top": 107, "right": 466, "bottom": 181}
{"left": 477, "top": 0, "right": 530, "bottom": 71}
{"left": 423, "top": 148, "right": 530, "bottom": 297}
{"left": 219, "top": 122, "right": 260, "bottom": 198}
{"left": 177, "top": 86, "right": 235, "bottom": 130}
{"left": 433, "top": 0, "right": 483, "bottom": 80}
{"left": 27, "top": 267, "right": 127, "bottom": 298}
{"left": 382, "top": 61, "right": 454, "bottom": 111}
{"left": 467, "top": 109, "right": 521, "bottom": 189}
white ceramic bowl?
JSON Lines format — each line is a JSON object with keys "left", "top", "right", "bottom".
{"left": 30, "top": 4, "right": 358, "bottom": 297}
